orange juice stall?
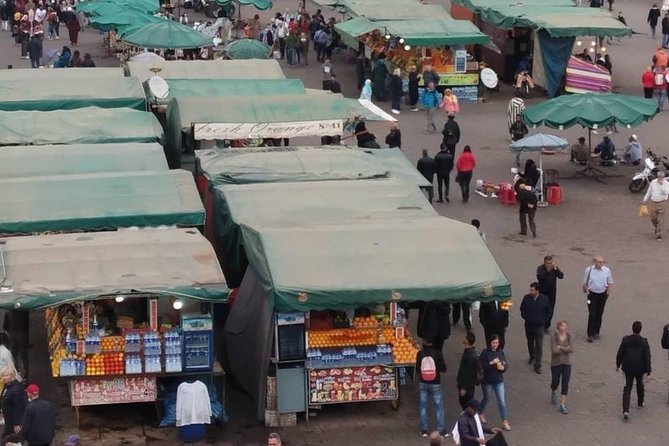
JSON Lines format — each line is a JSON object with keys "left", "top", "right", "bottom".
{"left": 335, "top": 15, "right": 490, "bottom": 101}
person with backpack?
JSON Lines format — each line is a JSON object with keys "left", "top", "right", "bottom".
{"left": 616, "top": 321, "right": 651, "bottom": 423}
{"left": 653, "top": 64, "right": 668, "bottom": 111}
{"left": 456, "top": 332, "right": 481, "bottom": 410}
{"left": 550, "top": 320, "right": 573, "bottom": 415}
{"left": 479, "top": 335, "right": 510, "bottom": 431}
{"left": 415, "top": 338, "right": 447, "bottom": 438}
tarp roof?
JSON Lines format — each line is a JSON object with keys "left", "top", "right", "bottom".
{"left": 452, "top": 0, "right": 631, "bottom": 37}
{"left": 0, "top": 170, "right": 204, "bottom": 235}
{"left": 0, "top": 229, "right": 228, "bottom": 309}
{"left": 212, "top": 179, "right": 436, "bottom": 272}
{"left": 0, "top": 143, "right": 168, "bottom": 179}
{"left": 195, "top": 146, "right": 389, "bottom": 186}
{"left": 241, "top": 217, "right": 511, "bottom": 311}
{"left": 336, "top": 16, "right": 489, "bottom": 47}
{"left": 0, "top": 67, "right": 125, "bottom": 81}
{"left": 344, "top": 3, "right": 451, "bottom": 20}
{"left": 0, "top": 77, "right": 146, "bottom": 111}
{"left": 125, "top": 59, "right": 286, "bottom": 83}
{"left": 0, "top": 107, "right": 165, "bottom": 146}
{"left": 352, "top": 147, "right": 431, "bottom": 188}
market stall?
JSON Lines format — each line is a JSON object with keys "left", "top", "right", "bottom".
{"left": 0, "top": 228, "right": 228, "bottom": 425}
{"left": 224, "top": 216, "right": 511, "bottom": 421}
{"left": 0, "top": 108, "right": 165, "bottom": 146}
{"left": 0, "top": 67, "right": 125, "bottom": 81}
{"left": 0, "top": 170, "right": 203, "bottom": 235}
{"left": 124, "top": 59, "right": 286, "bottom": 82}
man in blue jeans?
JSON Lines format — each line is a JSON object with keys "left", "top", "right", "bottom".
{"left": 415, "top": 338, "right": 448, "bottom": 438}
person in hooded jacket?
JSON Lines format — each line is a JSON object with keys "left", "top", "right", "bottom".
{"left": 372, "top": 55, "right": 388, "bottom": 102}
{"left": 354, "top": 121, "right": 379, "bottom": 148}
{"left": 417, "top": 301, "right": 451, "bottom": 352}
{"left": 433, "top": 144, "right": 454, "bottom": 203}
{"left": 359, "top": 79, "right": 372, "bottom": 101}
{"left": 616, "top": 321, "right": 651, "bottom": 423}
{"left": 622, "top": 135, "right": 642, "bottom": 165}
{"left": 441, "top": 113, "right": 461, "bottom": 154}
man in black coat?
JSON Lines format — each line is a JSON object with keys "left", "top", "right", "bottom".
{"left": 616, "top": 321, "right": 651, "bottom": 422}
{"left": 536, "top": 255, "right": 564, "bottom": 332}
{"left": 27, "top": 33, "right": 42, "bottom": 69}
{"left": 457, "top": 399, "right": 498, "bottom": 446}
{"left": 456, "top": 332, "right": 479, "bottom": 409}
{"left": 441, "top": 113, "right": 460, "bottom": 154}
{"left": 417, "top": 301, "right": 451, "bottom": 351}
{"left": 433, "top": 145, "right": 454, "bottom": 203}
{"left": 0, "top": 372, "right": 27, "bottom": 442}
{"left": 662, "top": 12, "right": 669, "bottom": 48}
{"left": 520, "top": 282, "right": 551, "bottom": 374}
{"left": 16, "top": 384, "right": 56, "bottom": 446}
{"left": 479, "top": 301, "right": 508, "bottom": 350}
{"left": 517, "top": 183, "right": 537, "bottom": 237}
{"left": 416, "top": 149, "right": 435, "bottom": 203}
{"left": 648, "top": 4, "right": 661, "bottom": 39}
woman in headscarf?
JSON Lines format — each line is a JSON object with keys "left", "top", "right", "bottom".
{"left": 359, "top": 79, "right": 372, "bottom": 101}
{"left": 65, "top": 7, "right": 79, "bottom": 46}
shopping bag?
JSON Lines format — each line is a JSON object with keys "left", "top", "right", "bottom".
{"left": 639, "top": 203, "right": 649, "bottom": 218}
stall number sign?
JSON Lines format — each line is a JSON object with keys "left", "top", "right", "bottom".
{"left": 193, "top": 120, "right": 344, "bottom": 140}
{"left": 421, "top": 73, "right": 479, "bottom": 87}
{"left": 308, "top": 366, "right": 397, "bottom": 404}
{"left": 70, "top": 376, "right": 157, "bottom": 406}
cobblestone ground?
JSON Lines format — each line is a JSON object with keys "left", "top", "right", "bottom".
{"left": 4, "top": 0, "right": 669, "bottom": 444}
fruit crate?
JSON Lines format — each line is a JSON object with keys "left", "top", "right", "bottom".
{"left": 264, "top": 410, "right": 297, "bottom": 427}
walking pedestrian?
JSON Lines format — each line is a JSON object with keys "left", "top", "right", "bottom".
{"left": 422, "top": 64, "right": 440, "bottom": 88}
{"left": 441, "top": 89, "right": 459, "bottom": 114}
{"left": 452, "top": 301, "right": 472, "bottom": 332}
{"left": 441, "top": 113, "right": 460, "bottom": 154}
{"left": 456, "top": 332, "right": 479, "bottom": 409}
{"left": 416, "top": 338, "right": 447, "bottom": 438}
{"left": 359, "top": 79, "right": 372, "bottom": 101}
{"left": 65, "top": 8, "right": 79, "bottom": 46}
{"left": 606, "top": 0, "right": 613, "bottom": 12}
{"left": 408, "top": 65, "right": 419, "bottom": 111}
{"left": 479, "top": 301, "right": 508, "bottom": 350}
{"left": 455, "top": 399, "right": 499, "bottom": 446}
{"left": 520, "top": 282, "right": 550, "bottom": 374}
{"left": 0, "top": 370, "right": 27, "bottom": 442}
{"left": 321, "top": 58, "right": 333, "bottom": 90}
{"left": 416, "top": 149, "right": 435, "bottom": 203}
{"left": 649, "top": 4, "right": 661, "bottom": 39}
{"left": 642, "top": 66, "right": 655, "bottom": 99}
{"left": 455, "top": 146, "right": 476, "bottom": 203}
{"left": 616, "top": 321, "right": 651, "bottom": 423}
{"left": 642, "top": 170, "right": 669, "bottom": 240}
{"left": 433, "top": 144, "right": 454, "bottom": 204}
{"left": 422, "top": 81, "right": 440, "bottom": 134}
{"left": 582, "top": 256, "right": 613, "bottom": 342}
{"left": 654, "top": 64, "right": 668, "bottom": 111}
{"left": 27, "top": 32, "right": 42, "bottom": 68}
{"left": 536, "top": 255, "right": 564, "bottom": 332}
{"left": 662, "top": 12, "right": 669, "bottom": 48}
{"left": 390, "top": 67, "right": 403, "bottom": 114}
{"left": 510, "top": 114, "right": 529, "bottom": 165}
{"left": 550, "top": 320, "right": 573, "bottom": 415}
{"left": 372, "top": 56, "right": 388, "bottom": 102}
{"left": 517, "top": 183, "right": 537, "bottom": 237}
{"left": 479, "top": 335, "right": 510, "bottom": 431}
{"left": 18, "top": 384, "right": 56, "bottom": 446}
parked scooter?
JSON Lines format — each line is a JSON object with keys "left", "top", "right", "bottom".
{"left": 629, "top": 149, "right": 669, "bottom": 193}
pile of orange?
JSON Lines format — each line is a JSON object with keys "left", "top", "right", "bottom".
{"left": 101, "top": 336, "right": 125, "bottom": 352}
{"left": 308, "top": 328, "right": 378, "bottom": 348}
{"left": 390, "top": 336, "right": 419, "bottom": 365}
{"left": 352, "top": 316, "right": 390, "bottom": 328}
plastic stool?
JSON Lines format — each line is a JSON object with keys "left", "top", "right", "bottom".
{"left": 547, "top": 184, "right": 564, "bottom": 205}
{"left": 179, "top": 424, "right": 206, "bottom": 443}
{"left": 498, "top": 183, "right": 516, "bottom": 205}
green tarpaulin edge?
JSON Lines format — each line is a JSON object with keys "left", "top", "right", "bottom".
{"left": 0, "top": 97, "right": 146, "bottom": 112}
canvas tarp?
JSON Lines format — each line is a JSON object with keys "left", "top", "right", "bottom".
{"left": 343, "top": 2, "right": 451, "bottom": 20}
{"left": 195, "top": 146, "right": 390, "bottom": 185}
{"left": 147, "top": 78, "right": 306, "bottom": 104}
{"left": 0, "top": 229, "right": 228, "bottom": 310}
{"left": 0, "top": 108, "right": 165, "bottom": 146}
{"left": 0, "top": 77, "right": 147, "bottom": 111}
{"left": 239, "top": 217, "right": 511, "bottom": 311}
{"left": 0, "top": 67, "right": 125, "bottom": 81}
{"left": 125, "top": 59, "right": 286, "bottom": 83}
{"left": 212, "top": 179, "right": 436, "bottom": 272}
{"left": 0, "top": 143, "right": 168, "bottom": 179}
{"left": 0, "top": 170, "right": 204, "bottom": 235}
{"left": 352, "top": 147, "right": 432, "bottom": 188}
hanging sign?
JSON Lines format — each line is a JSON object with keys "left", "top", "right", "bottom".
{"left": 308, "top": 365, "right": 398, "bottom": 404}
{"left": 193, "top": 120, "right": 344, "bottom": 140}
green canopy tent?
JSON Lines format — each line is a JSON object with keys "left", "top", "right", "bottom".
{"left": 0, "top": 107, "right": 164, "bottom": 146}
{"left": 122, "top": 20, "right": 213, "bottom": 49}
{"left": 214, "top": 0, "right": 273, "bottom": 9}
{"left": 124, "top": 59, "right": 286, "bottom": 82}
{"left": 0, "top": 170, "right": 204, "bottom": 235}
{"left": 0, "top": 143, "right": 168, "bottom": 179}
{"left": 0, "top": 67, "right": 124, "bottom": 81}
{"left": 88, "top": 10, "right": 164, "bottom": 32}
{"left": 240, "top": 216, "right": 511, "bottom": 311}
{"left": 0, "top": 229, "right": 228, "bottom": 310}
{"left": 0, "top": 77, "right": 146, "bottom": 111}
{"left": 77, "top": 0, "right": 161, "bottom": 14}
{"left": 223, "top": 39, "right": 272, "bottom": 60}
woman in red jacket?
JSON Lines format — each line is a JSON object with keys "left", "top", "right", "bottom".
{"left": 455, "top": 145, "right": 477, "bottom": 203}
{"left": 641, "top": 66, "right": 655, "bottom": 99}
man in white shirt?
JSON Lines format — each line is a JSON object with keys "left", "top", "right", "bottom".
{"left": 582, "top": 256, "right": 613, "bottom": 342}
{"left": 642, "top": 170, "right": 669, "bottom": 240}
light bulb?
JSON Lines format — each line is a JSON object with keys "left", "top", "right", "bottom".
{"left": 385, "top": 34, "right": 390, "bottom": 40}
{"left": 115, "top": 296, "right": 125, "bottom": 303}
{"left": 576, "top": 40, "right": 582, "bottom": 46}
{"left": 600, "top": 47, "right": 606, "bottom": 52}
{"left": 590, "top": 41, "right": 596, "bottom": 46}
{"left": 589, "top": 48, "right": 595, "bottom": 53}
{"left": 172, "top": 299, "right": 183, "bottom": 310}
{"left": 404, "top": 45, "right": 411, "bottom": 51}
{"left": 399, "top": 38, "right": 404, "bottom": 44}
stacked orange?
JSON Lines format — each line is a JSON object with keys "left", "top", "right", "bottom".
{"left": 352, "top": 317, "right": 379, "bottom": 328}
{"left": 390, "top": 336, "right": 419, "bottom": 365}
{"left": 101, "top": 336, "right": 125, "bottom": 352}
{"left": 308, "top": 328, "right": 378, "bottom": 348}
{"left": 86, "top": 354, "right": 105, "bottom": 376}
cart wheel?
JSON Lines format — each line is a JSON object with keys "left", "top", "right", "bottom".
{"left": 391, "top": 399, "right": 399, "bottom": 411}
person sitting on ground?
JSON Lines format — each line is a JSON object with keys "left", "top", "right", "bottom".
{"left": 571, "top": 137, "right": 590, "bottom": 165}
{"left": 594, "top": 135, "right": 617, "bottom": 165}
{"left": 80, "top": 52, "right": 95, "bottom": 67}
{"left": 354, "top": 121, "right": 380, "bottom": 148}
{"left": 622, "top": 135, "right": 643, "bottom": 165}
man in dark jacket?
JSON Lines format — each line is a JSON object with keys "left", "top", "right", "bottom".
{"left": 441, "top": 113, "right": 460, "bottom": 154}
{"left": 457, "top": 399, "right": 498, "bottom": 446}
{"left": 19, "top": 384, "right": 55, "bottom": 446}
{"left": 417, "top": 301, "right": 451, "bottom": 351}
{"left": 648, "top": 4, "right": 661, "bottom": 39}
{"left": 27, "top": 33, "right": 42, "bottom": 69}
{"left": 0, "top": 371, "right": 27, "bottom": 442}
{"left": 520, "top": 282, "right": 550, "bottom": 374}
{"left": 517, "top": 183, "right": 537, "bottom": 237}
{"left": 536, "top": 255, "right": 564, "bottom": 332}
{"left": 4, "top": 309, "right": 29, "bottom": 380}
{"left": 616, "top": 321, "right": 651, "bottom": 422}
{"left": 456, "top": 332, "right": 479, "bottom": 409}
{"left": 416, "top": 149, "right": 435, "bottom": 203}
{"left": 433, "top": 144, "right": 454, "bottom": 203}
{"left": 479, "top": 301, "right": 508, "bottom": 350}
{"left": 416, "top": 338, "right": 447, "bottom": 437}
{"left": 662, "top": 12, "right": 669, "bottom": 49}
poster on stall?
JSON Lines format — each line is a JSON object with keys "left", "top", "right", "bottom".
{"left": 70, "top": 376, "right": 157, "bottom": 406}
{"left": 308, "top": 365, "right": 397, "bottom": 404}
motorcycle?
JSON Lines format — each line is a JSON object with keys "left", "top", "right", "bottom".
{"left": 629, "top": 149, "right": 669, "bottom": 193}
